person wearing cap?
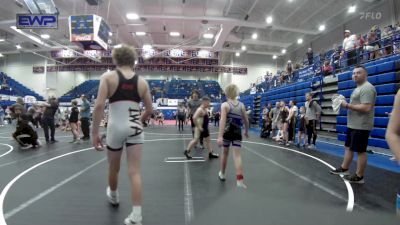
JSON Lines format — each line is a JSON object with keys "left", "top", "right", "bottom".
{"left": 341, "top": 30, "right": 358, "bottom": 67}
{"left": 80, "top": 94, "right": 91, "bottom": 140}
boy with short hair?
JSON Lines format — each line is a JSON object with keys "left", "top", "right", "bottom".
{"left": 184, "top": 96, "right": 219, "bottom": 159}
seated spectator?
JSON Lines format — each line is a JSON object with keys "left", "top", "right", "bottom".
{"left": 321, "top": 60, "right": 333, "bottom": 76}
{"left": 364, "top": 31, "right": 381, "bottom": 60}
{"left": 330, "top": 47, "right": 341, "bottom": 72}
{"left": 306, "top": 48, "right": 313, "bottom": 65}
{"left": 356, "top": 34, "right": 366, "bottom": 62}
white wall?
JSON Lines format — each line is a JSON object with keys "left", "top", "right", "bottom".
{"left": 219, "top": 54, "right": 279, "bottom": 92}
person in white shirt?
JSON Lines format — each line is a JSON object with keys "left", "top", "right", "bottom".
{"left": 341, "top": 30, "right": 358, "bottom": 67}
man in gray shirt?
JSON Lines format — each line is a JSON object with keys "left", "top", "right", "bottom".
{"left": 330, "top": 65, "right": 376, "bottom": 184}
{"left": 305, "top": 93, "right": 321, "bottom": 149}
{"left": 270, "top": 102, "right": 280, "bottom": 137}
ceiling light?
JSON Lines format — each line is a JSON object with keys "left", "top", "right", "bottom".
{"left": 235, "top": 52, "right": 240, "bottom": 57}
{"left": 203, "top": 33, "right": 214, "bottom": 39}
{"left": 0, "top": 39, "right": 4, "bottom": 42}
{"left": 126, "top": 13, "right": 139, "bottom": 20}
{"left": 318, "top": 24, "right": 326, "bottom": 31}
{"left": 0, "top": 53, "right": 3, "bottom": 57}
{"left": 108, "top": 32, "right": 112, "bottom": 36}
{"left": 281, "top": 49, "right": 286, "bottom": 54}
{"left": 297, "top": 38, "right": 303, "bottom": 44}
{"left": 252, "top": 33, "right": 258, "bottom": 39}
{"left": 272, "top": 55, "right": 277, "bottom": 59}
{"left": 170, "top": 32, "right": 180, "bottom": 37}
{"left": 135, "top": 31, "right": 146, "bottom": 36}
{"left": 241, "top": 45, "right": 247, "bottom": 51}
{"left": 40, "top": 34, "right": 50, "bottom": 39}
{"left": 348, "top": 5, "right": 356, "bottom": 13}
{"left": 16, "top": 44, "right": 22, "bottom": 49}
{"left": 266, "top": 16, "right": 273, "bottom": 24}
{"left": 142, "top": 44, "right": 152, "bottom": 50}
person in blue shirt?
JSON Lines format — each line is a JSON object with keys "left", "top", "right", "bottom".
{"left": 80, "top": 95, "right": 91, "bottom": 140}
{"left": 0, "top": 106, "right": 4, "bottom": 127}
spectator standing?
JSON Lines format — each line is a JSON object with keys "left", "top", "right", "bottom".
{"left": 270, "top": 102, "right": 281, "bottom": 137}
{"left": 214, "top": 111, "right": 220, "bottom": 127}
{"left": 80, "top": 94, "right": 91, "bottom": 140}
{"left": 341, "top": 30, "right": 358, "bottom": 67}
{"left": 306, "top": 48, "right": 314, "bottom": 66}
{"left": 41, "top": 97, "right": 59, "bottom": 143}
{"left": 305, "top": 93, "right": 321, "bottom": 150}
{"left": 261, "top": 105, "right": 269, "bottom": 127}
{"left": 0, "top": 106, "right": 4, "bottom": 127}
{"left": 331, "top": 66, "right": 376, "bottom": 184}
{"left": 287, "top": 100, "right": 298, "bottom": 145}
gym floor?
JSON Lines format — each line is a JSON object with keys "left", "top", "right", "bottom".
{"left": 0, "top": 125, "right": 399, "bottom": 225}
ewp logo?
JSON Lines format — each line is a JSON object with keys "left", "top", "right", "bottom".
{"left": 16, "top": 14, "right": 58, "bottom": 29}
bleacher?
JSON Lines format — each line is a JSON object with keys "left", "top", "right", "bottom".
{"left": 336, "top": 54, "right": 400, "bottom": 149}
{"left": 166, "top": 79, "right": 198, "bottom": 99}
{"left": 198, "top": 80, "right": 222, "bottom": 101}
{"left": 0, "top": 72, "right": 44, "bottom": 102}
{"left": 59, "top": 80, "right": 99, "bottom": 102}
{"left": 58, "top": 78, "right": 223, "bottom": 103}
{"left": 258, "top": 80, "right": 312, "bottom": 127}
{"left": 148, "top": 80, "right": 165, "bottom": 99}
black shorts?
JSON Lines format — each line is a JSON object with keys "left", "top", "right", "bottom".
{"left": 345, "top": 128, "right": 370, "bottom": 153}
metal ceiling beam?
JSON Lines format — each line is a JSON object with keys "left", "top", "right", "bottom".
{"left": 223, "top": 0, "right": 234, "bottom": 16}
{"left": 226, "top": 34, "right": 292, "bottom": 48}
{"left": 221, "top": 48, "right": 282, "bottom": 56}
{"left": 139, "top": 15, "right": 319, "bottom": 35}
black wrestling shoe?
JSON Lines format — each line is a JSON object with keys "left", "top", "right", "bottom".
{"left": 330, "top": 167, "right": 350, "bottom": 175}
{"left": 184, "top": 150, "right": 192, "bottom": 159}
{"left": 343, "top": 174, "right": 365, "bottom": 184}
{"left": 209, "top": 152, "right": 219, "bottom": 159}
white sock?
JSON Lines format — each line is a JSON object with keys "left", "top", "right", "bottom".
{"left": 132, "top": 206, "right": 142, "bottom": 215}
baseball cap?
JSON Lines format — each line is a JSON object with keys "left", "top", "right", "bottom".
{"left": 344, "top": 30, "right": 351, "bottom": 33}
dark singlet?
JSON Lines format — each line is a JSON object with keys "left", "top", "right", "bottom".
{"left": 202, "top": 112, "right": 209, "bottom": 132}
{"left": 281, "top": 108, "right": 289, "bottom": 123}
{"left": 69, "top": 106, "right": 79, "bottom": 123}
{"left": 109, "top": 70, "right": 141, "bottom": 103}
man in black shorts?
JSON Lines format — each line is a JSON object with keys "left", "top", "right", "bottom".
{"left": 330, "top": 65, "right": 376, "bottom": 183}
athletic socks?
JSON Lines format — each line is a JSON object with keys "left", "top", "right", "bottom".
{"left": 218, "top": 171, "right": 226, "bottom": 181}
{"left": 106, "top": 187, "right": 119, "bottom": 206}
{"left": 124, "top": 206, "right": 142, "bottom": 225}
{"left": 236, "top": 175, "right": 247, "bottom": 189}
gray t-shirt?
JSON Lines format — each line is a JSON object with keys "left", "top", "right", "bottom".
{"left": 305, "top": 100, "right": 321, "bottom": 121}
{"left": 348, "top": 81, "right": 376, "bottom": 130}
{"left": 188, "top": 99, "right": 201, "bottom": 115}
{"left": 271, "top": 107, "right": 279, "bottom": 122}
